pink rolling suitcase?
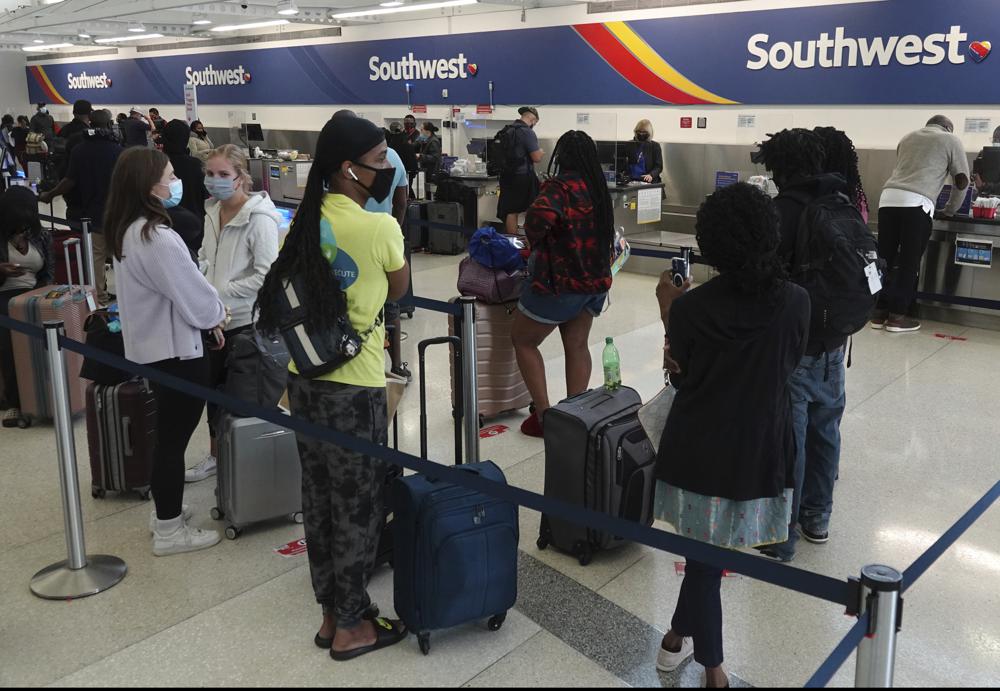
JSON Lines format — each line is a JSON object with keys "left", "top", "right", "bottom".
{"left": 9, "top": 238, "right": 94, "bottom": 423}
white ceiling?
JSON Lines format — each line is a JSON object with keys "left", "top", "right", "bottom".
{"left": 0, "top": 0, "right": 583, "bottom": 52}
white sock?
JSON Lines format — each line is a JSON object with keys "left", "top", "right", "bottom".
{"left": 155, "top": 515, "right": 183, "bottom": 535}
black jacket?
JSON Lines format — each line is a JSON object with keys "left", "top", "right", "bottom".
{"left": 419, "top": 135, "right": 442, "bottom": 173}
{"left": 774, "top": 173, "right": 851, "bottom": 355}
{"left": 167, "top": 206, "right": 204, "bottom": 261}
{"left": 168, "top": 153, "right": 207, "bottom": 219}
{"left": 626, "top": 139, "right": 663, "bottom": 182}
{"left": 657, "top": 274, "right": 810, "bottom": 501}
{"left": 389, "top": 132, "right": 418, "bottom": 174}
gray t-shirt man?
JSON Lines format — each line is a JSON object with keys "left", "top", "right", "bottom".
{"left": 880, "top": 118, "right": 970, "bottom": 216}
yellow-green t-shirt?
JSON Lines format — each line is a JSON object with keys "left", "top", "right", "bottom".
{"left": 289, "top": 193, "right": 406, "bottom": 387}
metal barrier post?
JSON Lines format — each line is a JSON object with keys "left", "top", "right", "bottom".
{"left": 30, "top": 321, "right": 127, "bottom": 600}
{"left": 80, "top": 218, "right": 96, "bottom": 287}
{"left": 854, "top": 565, "right": 903, "bottom": 688}
{"left": 458, "top": 297, "right": 480, "bottom": 464}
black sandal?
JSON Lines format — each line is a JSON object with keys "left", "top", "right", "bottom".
{"left": 329, "top": 618, "right": 407, "bottom": 661}
{"left": 313, "top": 604, "right": 380, "bottom": 649}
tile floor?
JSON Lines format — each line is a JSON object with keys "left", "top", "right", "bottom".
{"left": 1, "top": 248, "right": 999, "bottom": 688}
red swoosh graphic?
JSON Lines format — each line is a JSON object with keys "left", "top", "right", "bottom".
{"left": 573, "top": 23, "right": 710, "bottom": 106}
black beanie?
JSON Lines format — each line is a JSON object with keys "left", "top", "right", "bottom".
{"left": 317, "top": 115, "right": 385, "bottom": 175}
{"left": 163, "top": 119, "right": 193, "bottom": 156}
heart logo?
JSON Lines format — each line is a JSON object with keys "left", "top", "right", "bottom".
{"left": 467, "top": 63, "right": 478, "bottom": 76}
{"left": 244, "top": 71, "right": 253, "bottom": 83}
{"left": 969, "top": 40, "right": 992, "bottom": 63}
{"left": 106, "top": 78, "right": 112, "bottom": 87}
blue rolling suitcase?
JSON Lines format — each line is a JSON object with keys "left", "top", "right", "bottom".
{"left": 391, "top": 337, "right": 519, "bottom": 655}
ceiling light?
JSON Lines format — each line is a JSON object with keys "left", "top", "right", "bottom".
{"left": 210, "top": 19, "right": 289, "bottom": 32}
{"left": 78, "top": 32, "right": 91, "bottom": 38}
{"left": 192, "top": 16, "right": 213, "bottom": 25}
{"left": 33, "top": 38, "right": 44, "bottom": 43}
{"left": 95, "top": 33, "right": 164, "bottom": 43}
{"left": 333, "top": 0, "right": 477, "bottom": 20}
{"left": 128, "top": 22, "right": 146, "bottom": 32}
{"left": 23, "top": 43, "right": 73, "bottom": 51}
{"left": 276, "top": 0, "right": 299, "bottom": 15}
{"left": 41, "top": 0, "right": 65, "bottom": 4}
{"left": 380, "top": 1, "right": 404, "bottom": 6}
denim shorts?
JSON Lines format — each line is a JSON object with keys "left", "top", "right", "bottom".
{"left": 517, "top": 285, "right": 608, "bottom": 325}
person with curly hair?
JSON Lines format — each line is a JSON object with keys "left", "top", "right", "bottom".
{"left": 652, "top": 182, "right": 809, "bottom": 687}
{"left": 813, "top": 126, "right": 869, "bottom": 222}
{"left": 752, "top": 128, "right": 853, "bottom": 564}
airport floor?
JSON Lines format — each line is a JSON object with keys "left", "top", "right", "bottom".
{"left": 2, "top": 250, "right": 1000, "bottom": 688}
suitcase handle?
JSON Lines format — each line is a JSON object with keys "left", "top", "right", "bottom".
{"left": 63, "top": 237, "right": 85, "bottom": 295}
{"left": 122, "top": 416, "right": 133, "bottom": 456}
{"left": 256, "top": 430, "right": 289, "bottom": 440}
{"left": 417, "top": 336, "right": 463, "bottom": 465}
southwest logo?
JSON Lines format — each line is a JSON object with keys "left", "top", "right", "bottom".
{"left": 969, "top": 41, "right": 992, "bottom": 63}
{"left": 185, "top": 64, "right": 251, "bottom": 87}
{"left": 468, "top": 63, "right": 479, "bottom": 76}
{"left": 67, "top": 71, "right": 112, "bottom": 90}
{"left": 369, "top": 53, "right": 471, "bottom": 81}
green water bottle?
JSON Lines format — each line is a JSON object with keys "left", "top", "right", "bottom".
{"left": 603, "top": 337, "right": 621, "bottom": 390}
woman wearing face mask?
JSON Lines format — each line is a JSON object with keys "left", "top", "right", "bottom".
{"left": 255, "top": 115, "right": 410, "bottom": 661}
{"left": 416, "top": 123, "right": 442, "bottom": 199}
{"left": 105, "top": 148, "right": 230, "bottom": 556}
{"left": 184, "top": 144, "right": 280, "bottom": 484}
{"left": 627, "top": 119, "right": 663, "bottom": 184}
{"left": 188, "top": 120, "right": 215, "bottom": 163}
{"left": 0, "top": 186, "right": 53, "bottom": 428}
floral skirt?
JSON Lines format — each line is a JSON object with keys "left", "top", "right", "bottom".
{"left": 653, "top": 481, "right": 793, "bottom": 549}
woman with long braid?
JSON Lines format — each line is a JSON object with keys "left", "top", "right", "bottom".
{"left": 511, "top": 130, "right": 614, "bottom": 437}
{"left": 255, "top": 115, "right": 410, "bottom": 661}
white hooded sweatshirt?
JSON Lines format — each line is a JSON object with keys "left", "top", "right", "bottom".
{"left": 199, "top": 191, "right": 281, "bottom": 330}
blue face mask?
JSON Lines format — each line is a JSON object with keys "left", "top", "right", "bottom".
{"left": 205, "top": 176, "right": 236, "bottom": 201}
{"left": 418, "top": 133, "right": 429, "bottom": 142}
{"left": 159, "top": 179, "right": 183, "bottom": 209}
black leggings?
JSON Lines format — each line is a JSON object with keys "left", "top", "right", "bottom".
{"left": 671, "top": 559, "right": 724, "bottom": 669}
{"left": 0, "top": 288, "right": 30, "bottom": 409}
{"left": 149, "top": 355, "right": 209, "bottom": 521}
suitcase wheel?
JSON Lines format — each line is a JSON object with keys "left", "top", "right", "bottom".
{"left": 536, "top": 536, "right": 549, "bottom": 551}
{"left": 573, "top": 542, "right": 593, "bottom": 567}
{"left": 488, "top": 614, "right": 506, "bottom": 632}
{"left": 401, "top": 307, "right": 414, "bottom": 320}
{"left": 418, "top": 633, "right": 431, "bottom": 656}
{"left": 138, "top": 489, "right": 152, "bottom": 501}
{"left": 225, "top": 526, "right": 241, "bottom": 540}
{"left": 210, "top": 507, "right": 224, "bottom": 521}
{"left": 578, "top": 553, "right": 593, "bottom": 567}
{"left": 91, "top": 487, "right": 106, "bottom": 499}
{"left": 478, "top": 414, "right": 485, "bottom": 430}
{"left": 291, "top": 512, "right": 304, "bottom": 525}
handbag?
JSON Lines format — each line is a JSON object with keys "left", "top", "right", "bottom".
{"left": 610, "top": 225, "right": 631, "bottom": 276}
{"left": 457, "top": 256, "right": 526, "bottom": 304}
{"left": 79, "top": 309, "right": 128, "bottom": 385}
{"left": 638, "top": 376, "right": 676, "bottom": 454}
{"left": 222, "top": 328, "right": 291, "bottom": 410}
{"left": 468, "top": 227, "right": 525, "bottom": 273}
{"left": 274, "top": 274, "right": 383, "bottom": 379}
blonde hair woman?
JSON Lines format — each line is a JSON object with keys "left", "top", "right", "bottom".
{"left": 185, "top": 144, "right": 281, "bottom": 483}
{"left": 629, "top": 118, "right": 663, "bottom": 184}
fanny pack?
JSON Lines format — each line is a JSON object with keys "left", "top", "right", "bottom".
{"left": 274, "top": 273, "right": 383, "bottom": 379}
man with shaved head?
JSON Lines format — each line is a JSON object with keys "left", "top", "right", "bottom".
{"left": 874, "top": 115, "right": 970, "bottom": 333}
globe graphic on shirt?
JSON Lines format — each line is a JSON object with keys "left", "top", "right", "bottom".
{"left": 319, "top": 218, "right": 360, "bottom": 289}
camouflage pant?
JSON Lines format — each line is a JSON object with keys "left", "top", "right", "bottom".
{"left": 288, "top": 375, "right": 388, "bottom": 629}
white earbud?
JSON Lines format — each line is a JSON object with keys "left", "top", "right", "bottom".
{"left": 348, "top": 168, "right": 360, "bottom": 182}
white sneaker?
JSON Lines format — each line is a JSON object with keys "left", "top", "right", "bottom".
{"left": 153, "top": 523, "right": 222, "bottom": 557}
{"left": 148, "top": 504, "right": 193, "bottom": 535}
{"left": 656, "top": 637, "right": 694, "bottom": 672}
{"left": 185, "top": 455, "right": 217, "bottom": 483}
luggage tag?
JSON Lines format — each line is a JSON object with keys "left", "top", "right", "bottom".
{"left": 86, "top": 293, "right": 98, "bottom": 312}
{"left": 864, "top": 262, "right": 882, "bottom": 295}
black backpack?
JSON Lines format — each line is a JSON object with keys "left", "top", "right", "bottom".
{"left": 783, "top": 190, "right": 883, "bottom": 341}
{"left": 487, "top": 124, "right": 519, "bottom": 177}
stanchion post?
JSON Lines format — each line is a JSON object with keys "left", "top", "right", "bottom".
{"left": 458, "top": 297, "right": 480, "bottom": 464}
{"left": 854, "top": 564, "right": 903, "bottom": 688}
{"left": 30, "top": 321, "right": 127, "bottom": 600}
{"left": 80, "top": 218, "right": 95, "bottom": 288}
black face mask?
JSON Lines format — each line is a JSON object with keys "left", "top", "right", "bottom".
{"left": 636, "top": 132, "right": 650, "bottom": 141}
{"left": 350, "top": 161, "right": 396, "bottom": 204}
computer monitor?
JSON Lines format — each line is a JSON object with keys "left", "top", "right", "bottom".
{"left": 467, "top": 139, "right": 488, "bottom": 157}
{"left": 242, "top": 123, "right": 264, "bottom": 142}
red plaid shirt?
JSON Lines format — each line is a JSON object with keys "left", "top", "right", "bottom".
{"left": 524, "top": 174, "right": 612, "bottom": 295}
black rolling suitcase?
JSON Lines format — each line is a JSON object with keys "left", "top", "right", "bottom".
{"left": 427, "top": 202, "right": 466, "bottom": 255}
{"left": 405, "top": 200, "right": 432, "bottom": 251}
{"left": 537, "top": 386, "right": 657, "bottom": 566}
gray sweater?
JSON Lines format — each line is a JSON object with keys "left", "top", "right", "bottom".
{"left": 883, "top": 125, "right": 970, "bottom": 215}
{"left": 114, "top": 219, "right": 226, "bottom": 364}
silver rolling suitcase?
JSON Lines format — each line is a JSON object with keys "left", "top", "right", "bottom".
{"left": 212, "top": 413, "right": 304, "bottom": 540}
